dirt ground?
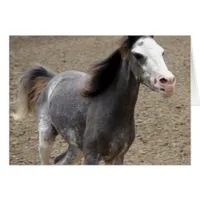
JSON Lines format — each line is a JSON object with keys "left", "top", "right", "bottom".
{"left": 9, "top": 36, "right": 190, "bottom": 165}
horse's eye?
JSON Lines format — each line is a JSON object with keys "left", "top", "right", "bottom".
{"left": 134, "top": 53, "right": 145, "bottom": 60}
{"left": 162, "top": 52, "right": 165, "bottom": 56}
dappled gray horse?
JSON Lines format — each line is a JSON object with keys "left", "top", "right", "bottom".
{"left": 13, "top": 36, "right": 176, "bottom": 165}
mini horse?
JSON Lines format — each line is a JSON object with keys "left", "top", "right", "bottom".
{"left": 13, "top": 36, "right": 176, "bottom": 165}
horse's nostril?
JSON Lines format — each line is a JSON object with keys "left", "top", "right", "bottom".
{"left": 159, "top": 77, "right": 168, "bottom": 84}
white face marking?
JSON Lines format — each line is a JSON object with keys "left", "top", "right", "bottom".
{"left": 131, "top": 37, "right": 175, "bottom": 97}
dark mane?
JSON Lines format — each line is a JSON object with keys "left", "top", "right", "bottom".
{"left": 80, "top": 49, "right": 122, "bottom": 97}
{"left": 80, "top": 36, "right": 149, "bottom": 97}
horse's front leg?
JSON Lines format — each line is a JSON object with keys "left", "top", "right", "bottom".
{"left": 112, "top": 155, "right": 124, "bottom": 165}
{"left": 104, "top": 155, "right": 124, "bottom": 165}
{"left": 83, "top": 142, "right": 101, "bottom": 165}
{"left": 105, "top": 142, "right": 131, "bottom": 165}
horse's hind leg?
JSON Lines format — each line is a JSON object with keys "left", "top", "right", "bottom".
{"left": 54, "top": 145, "right": 83, "bottom": 165}
{"left": 54, "top": 149, "right": 68, "bottom": 164}
{"left": 38, "top": 119, "right": 57, "bottom": 165}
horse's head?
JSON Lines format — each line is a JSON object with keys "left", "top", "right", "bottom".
{"left": 127, "top": 36, "right": 176, "bottom": 97}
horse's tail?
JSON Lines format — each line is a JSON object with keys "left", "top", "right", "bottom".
{"left": 12, "top": 65, "right": 55, "bottom": 120}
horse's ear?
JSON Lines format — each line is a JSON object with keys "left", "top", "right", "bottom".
{"left": 128, "top": 36, "right": 141, "bottom": 43}
{"left": 127, "top": 36, "right": 142, "bottom": 48}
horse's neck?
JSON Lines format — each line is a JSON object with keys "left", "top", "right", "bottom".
{"left": 115, "top": 60, "right": 140, "bottom": 103}
{"left": 89, "top": 59, "right": 140, "bottom": 124}
{"left": 104, "top": 60, "right": 140, "bottom": 122}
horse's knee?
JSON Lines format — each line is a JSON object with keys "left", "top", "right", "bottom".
{"left": 39, "top": 134, "right": 54, "bottom": 149}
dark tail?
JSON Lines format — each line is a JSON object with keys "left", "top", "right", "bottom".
{"left": 12, "top": 65, "right": 55, "bottom": 120}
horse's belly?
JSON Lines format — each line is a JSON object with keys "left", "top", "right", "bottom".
{"left": 49, "top": 93, "right": 89, "bottom": 148}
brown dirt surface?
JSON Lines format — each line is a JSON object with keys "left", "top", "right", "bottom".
{"left": 9, "top": 36, "right": 190, "bottom": 165}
